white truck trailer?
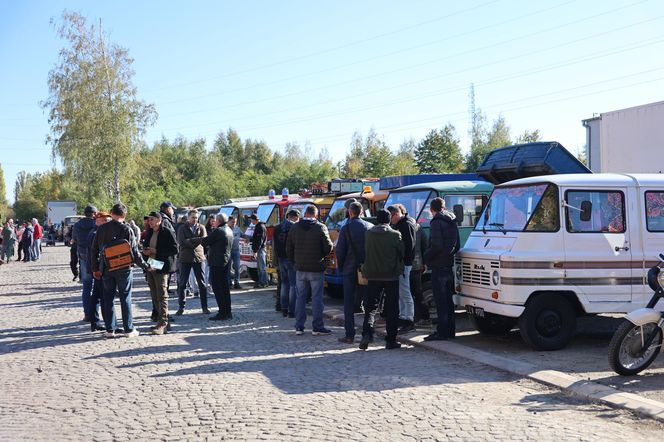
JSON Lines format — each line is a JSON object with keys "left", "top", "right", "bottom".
{"left": 583, "top": 100, "right": 664, "bottom": 173}
{"left": 46, "top": 201, "right": 77, "bottom": 231}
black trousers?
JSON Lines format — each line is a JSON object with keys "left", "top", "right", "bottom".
{"left": 177, "top": 261, "right": 208, "bottom": 310}
{"left": 69, "top": 247, "right": 79, "bottom": 277}
{"left": 362, "top": 280, "right": 399, "bottom": 343}
{"left": 209, "top": 264, "right": 231, "bottom": 315}
{"left": 410, "top": 269, "right": 429, "bottom": 320}
{"left": 431, "top": 266, "right": 455, "bottom": 338}
{"left": 87, "top": 277, "right": 105, "bottom": 324}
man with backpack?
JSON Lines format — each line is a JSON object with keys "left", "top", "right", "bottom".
{"left": 91, "top": 203, "right": 150, "bottom": 338}
{"left": 335, "top": 201, "right": 372, "bottom": 344}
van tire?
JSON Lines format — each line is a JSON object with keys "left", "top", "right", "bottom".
{"left": 471, "top": 313, "right": 516, "bottom": 336}
{"left": 518, "top": 295, "right": 576, "bottom": 351}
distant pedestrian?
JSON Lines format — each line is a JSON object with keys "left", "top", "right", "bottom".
{"left": 423, "top": 197, "right": 460, "bottom": 342}
{"left": 335, "top": 201, "right": 372, "bottom": 344}
{"left": 359, "top": 209, "right": 404, "bottom": 350}
{"left": 249, "top": 214, "right": 268, "bottom": 288}
{"left": 286, "top": 205, "right": 333, "bottom": 336}
{"left": 30, "top": 218, "right": 43, "bottom": 260}
{"left": 175, "top": 209, "right": 209, "bottom": 316}
{"left": 16, "top": 223, "right": 25, "bottom": 262}
{"left": 21, "top": 222, "right": 34, "bottom": 262}
{"left": 142, "top": 211, "right": 179, "bottom": 335}
{"left": 91, "top": 203, "right": 150, "bottom": 338}
{"left": 273, "top": 209, "right": 300, "bottom": 318}
{"left": 72, "top": 205, "right": 98, "bottom": 321}
{"left": 188, "top": 213, "right": 234, "bottom": 321}
{"left": 387, "top": 204, "right": 417, "bottom": 335}
{"left": 1, "top": 219, "right": 17, "bottom": 263}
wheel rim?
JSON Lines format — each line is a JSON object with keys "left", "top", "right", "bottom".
{"left": 535, "top": 308, "right": 562, "bottom": 338}
{"left": 618, "top": 324, "right": 662, "bottom": 370}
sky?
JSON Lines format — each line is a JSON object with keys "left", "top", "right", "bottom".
{"left": 2, "top": 0, "right": 664, "bottom": 204}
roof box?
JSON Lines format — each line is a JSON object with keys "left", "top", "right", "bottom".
{"left": 379, "top": 173, "right": 485, "bottom": 190}
{"left": 476, "top": 141, "right": 591, "bottom": 185}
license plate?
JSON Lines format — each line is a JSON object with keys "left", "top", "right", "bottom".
{"left": 466, "top": 305, "right": 485, "bottom": 317}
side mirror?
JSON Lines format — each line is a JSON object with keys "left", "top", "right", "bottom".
{"left": 580, "top": 201, "right": 592, "bottom": 222}
{"left": 453, "top": 204, "right": 464, "bottom": 225}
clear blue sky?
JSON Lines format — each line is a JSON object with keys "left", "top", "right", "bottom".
{"left": 2, "top": 0, "right": 663, "bottom": 203}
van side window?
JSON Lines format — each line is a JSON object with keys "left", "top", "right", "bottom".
{"left": 645, "top": 191, "right": 664, "bottom": 232}
{"left": 443, "top": 195, "right": 488, "bottom": 227}
{"left": 566, "top": 190, "right": 625, "bottom": 233}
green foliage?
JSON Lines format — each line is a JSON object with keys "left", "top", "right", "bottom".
{"left": 466, "top": 114, "right": 512, "bottom": 172}
{"left": 515, "top": 129, "right": 542, "bottom": 144}
{"left": 13, "top": 198, "right": 43, "bottom": 222}
{"left": 415, "top": 124, "right": 464, "bottom": 174}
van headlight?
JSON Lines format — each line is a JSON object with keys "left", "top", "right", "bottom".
{"left": 492, "top": 270, "right": 500, "bottom": 286}
{"left": 456, "top": 266, "right": 462, "bottom": 280}
{"left": 658, "top": 270, "right": 664, "bottom": 289}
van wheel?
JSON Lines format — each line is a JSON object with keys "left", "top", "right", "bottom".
{"left": 247, "top": 267, "right": 258, "bottom": 282}
{"left": 471, "top": 313, "right": 516, "bottom": 336}
{"left": 518, "top": 295, "right": 576, "bottom": 351}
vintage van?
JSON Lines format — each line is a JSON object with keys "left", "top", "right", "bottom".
{"left": 454, "top": 173, "right": 664, "bottom": 350}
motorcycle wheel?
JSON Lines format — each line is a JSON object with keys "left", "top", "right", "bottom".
{"left": 608, "top": 320, "right": 663, "bottom": 376}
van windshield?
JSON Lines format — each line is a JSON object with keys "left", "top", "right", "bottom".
{"left": 256, "top": 203, "right": 279, "bottom": 227}
{"left": 475, "top": 183, "right": 559, "bottom": 232}
{"left": 384, "top": 190, "right": 433, "bottom": 224}
{"left": 326, "top": 198, "right": 370, "bottom": 231}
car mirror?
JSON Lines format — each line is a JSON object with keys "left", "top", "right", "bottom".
{"left": 453, "top": 204, "right": 464, "bottom": 225}
{"left": 580, "top": 201, "right": 592, "bottom": 222}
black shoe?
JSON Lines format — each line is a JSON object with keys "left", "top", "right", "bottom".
{"left": 338, "top": 336, "right": 354, "bottom": 344}
{"left": 423, "top": 333, "right": 448, "bottom": 342}
{"left": 385, "top": 341, "right": 402, "bottom": 350}
{"left": 234, "top": 282, "right": 242, "bottom": 289}
{"left": 72, "top": 275, "right": 77, "bottom": 281}
{"left": 253, "top": 283, "right": 261, "bottom": 289}
{"left": 175, "top": 308, "right": 184, "bottom": 316}
{"left": 275, "top": 303, "right": 282, "bottom": 312}
{"left": 209, "top": 314, "right": 224, "bottom": 321}
{"left": 202, "top": 308, "right": 211, "bottom": 314}
{"left": 282, "top": 310, "right": 288, "bottom": 317}
{"left": 90, "top": 322, "right": 105, "bottom": 332}
{"left": 359, "top": 336, "right": 371, "bottom": 350}
{"left": 397, "top": 322, "right": 415, "bottom": 335}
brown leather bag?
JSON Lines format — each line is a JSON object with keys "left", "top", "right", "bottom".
{"left": 103, "top": 239, "right": 134, "bottom": 272}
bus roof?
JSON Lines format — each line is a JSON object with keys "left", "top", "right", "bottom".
{"left": 498, "top": 173, "right": 664, "bottom": 188}
{"left": 392, "top": 180, "right": 494, "bottom": 193}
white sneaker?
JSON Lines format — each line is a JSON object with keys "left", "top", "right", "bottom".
{"left": 124, "top": 329, "right": 140, "bottom": 338}
{"left": 295, "top": 328, "right": 304, "bottom": 336}
{"left": 104, "top": 331, "right": 116, "bottom": 339}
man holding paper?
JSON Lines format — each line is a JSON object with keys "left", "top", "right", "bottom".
{"left": 142, "top": 211, "right": 179, "bottom": 335}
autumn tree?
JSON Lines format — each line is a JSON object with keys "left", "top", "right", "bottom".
{"left": 415, "top": 124, "right": 464, "bottom": 174}
{"left": 42, "top": 11, "right": 156, "bottom": 203}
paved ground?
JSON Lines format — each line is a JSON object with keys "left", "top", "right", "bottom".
{"left": 1, "top": 245, "right": 664, "bottom": 441}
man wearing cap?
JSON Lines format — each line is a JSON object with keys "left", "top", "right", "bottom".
{"left": 175, "top": 209, "right": 209, "bottom": 316}
{"left": 142, "top": 211, "right": 179, "bottom": 334}
{"left": 359, "top": 209, "right": 404, "bottom": 350}
{"left": 72, "top": 204, "right": 98, "bottom": 321}
{"left": 159, "top": 201, "right": 177, "bottom": 233}
{"left": 273, "top": 209, "right": 301, "bottom": 317}
{"left": 92, "top": 203, "right": 150, "bottom": 338}
{"left": 85, "top": 211, "right": 112, "bottom": 332}
{"left": 249, "top": 214, "right": 268, "bottom": 288}
{"left": 335, "top": 201, "right": 372, "bottom": 344}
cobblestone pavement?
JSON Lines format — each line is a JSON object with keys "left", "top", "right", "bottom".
{"left": 1, "top": 245, "right": 663, "bottom": 441}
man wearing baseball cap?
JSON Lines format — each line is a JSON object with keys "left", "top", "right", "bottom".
{"left": 159, "top": 201, "right": 177, "bottom": 233}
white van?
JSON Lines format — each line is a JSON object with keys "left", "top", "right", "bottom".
{"left": 454, "top": 173, "right": 664, "bottom": 350}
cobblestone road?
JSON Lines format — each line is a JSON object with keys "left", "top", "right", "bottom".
{"left": 1, "top": 246, "right": 663, "bottom": 441}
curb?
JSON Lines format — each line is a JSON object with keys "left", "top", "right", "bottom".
{"left": 323, "top": 307, "right": 664, "bottom": 423}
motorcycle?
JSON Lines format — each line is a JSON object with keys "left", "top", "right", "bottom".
{"left": 608, "top": 253, "right": 664, "bottom": 375}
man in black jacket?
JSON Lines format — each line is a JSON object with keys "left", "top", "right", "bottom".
{"left": 249, "top": 214, "right": 268, "bottom": 288}
{"left": 387, "top": 204, "right": 417, "bottom": 335}
{"left": 286, "top": 205, "right": 333, "bottom": 336}
{"left": 423, "top": 197, "right": 460, "bottom": 341}
{"left": 273, "top": 209, "right": 300, "bottom": 317}
{"left": 92, "top": 203, "right": 150, "bottom": 338}
{"left": 142, "top": 212, "right": 179, "bottom": 335}
{"left": 188, "top": 213, "right": 234, "bottom": 321}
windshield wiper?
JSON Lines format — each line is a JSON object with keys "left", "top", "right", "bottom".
{"left": 488, "top": 222, "right": 507, "bottom": 235}
{"left": 482, "top": 200, "right": 492, "bottom": 234}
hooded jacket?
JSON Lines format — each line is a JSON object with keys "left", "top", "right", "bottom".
{"left": 392, "top": 214, "right": 417, "bottom": 266}
{"left": 361, "top": 224, "right": 404, "bottom": 281}
{"left": 424, "top": 210, "right": 460, "bottom": 268}
{"left": 286, "top": 218, "right": 333, "bottom": 272}
{"left": 72, "top": 217, "right": 96, "bottom": 257}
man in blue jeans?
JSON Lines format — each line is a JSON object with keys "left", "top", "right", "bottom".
{"left": 335, "top": 201, "right": 372, "bottom": 344}
{"left": 274, "top": 209, "right": 300, "bottom": 317}
{"left": 72, "top": 204, "right": 98, "bottom": 322}
{"left": 286, "top": 205, "right": 333, "bottom": 335}
{"left": 91, "top": 203, "right": 150, "bottom": 338}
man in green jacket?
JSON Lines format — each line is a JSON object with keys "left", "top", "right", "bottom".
{"left": 286, "top": 205, "right": 333, "bottom": 336}
{"left": 359, "top": 209, "right": 404, "bottom": 350}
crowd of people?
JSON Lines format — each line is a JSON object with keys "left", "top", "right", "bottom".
{"left": 1, "top": 218, "right": 44, "bottom": 264}
{"left": 4, "top": 196, "right": 461, "bottom": 348}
